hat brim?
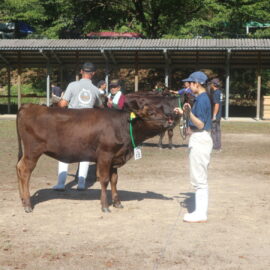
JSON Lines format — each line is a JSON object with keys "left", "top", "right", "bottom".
{"left": 83, "top": 69, "right": 94, "bottom": 72}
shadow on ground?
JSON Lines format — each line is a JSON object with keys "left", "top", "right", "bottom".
{"left": 174, "top": 192, "right": 195, "bottom": 213}
{"left": 31, "top": 164, "right": 172, "bottom": 209}
{"left": 142, "top": 142, "right": 188, "bottom": 149}
{"left": 31, "top": 189, "right": 173, "bottom": 210}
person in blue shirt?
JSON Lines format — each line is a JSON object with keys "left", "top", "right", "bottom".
{"left": 209, "top": 78, "right": 222, "bottom": 151}
{"left": 174, "top": 71, "right": 213, "bottom": 223}
{"left": 170, "top": 81, "right": 194, "bottom": 96}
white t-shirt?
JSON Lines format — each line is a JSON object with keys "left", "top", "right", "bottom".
{"left": 63, "top": 79, "right": 101, "bottom": 109}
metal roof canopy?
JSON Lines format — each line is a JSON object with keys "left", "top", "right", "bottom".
{"left": 0, "top": 39, "right": 269, "bottom": 68}
{"left": 0, "top": 39, "right": 269, "bottom": 119}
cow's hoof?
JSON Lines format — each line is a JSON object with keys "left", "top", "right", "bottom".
{"left": 113, "top": 202, "right": 124, "bottom": 209}
{"left": 159, "top": 146, "right": 163, "bottom": 150}
{"left": 24, "top": 206, "right": 33, "bottom": 213}
{"left": 102, "top": 207, "right": 111, "bottom": 213}
{"left": 169, "top": 146, "right": 175, "bottom": 150}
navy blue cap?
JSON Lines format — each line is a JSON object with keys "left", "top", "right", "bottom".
{"left": 182, "top": 71, "right": 208, "bottom": 84}
{"left": 82, "top": 62, "right": 96, "bottom": 72}
{"left": 210, "top": 78, "right": 221, "bottom": 87}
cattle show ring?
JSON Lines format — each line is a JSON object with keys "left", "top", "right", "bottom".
{"left": 1, "top": 39, "right": 270, "bottom": 270}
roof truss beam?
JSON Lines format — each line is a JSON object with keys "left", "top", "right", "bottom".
{"left": 0, "top": 54, "right": 10, "bottom": 65}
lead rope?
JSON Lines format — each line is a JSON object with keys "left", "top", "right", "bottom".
{"left": 129, "top": 112, "right": 136, "bottom": 148}
{"left": 177, "top": 95, "right": 182, "bottom": 108}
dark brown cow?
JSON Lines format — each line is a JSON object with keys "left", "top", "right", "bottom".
{"left": 16, "top": 103, "right": 173, "bottom": 213}
{"left": 125, "top": 92, "right": 195, "bottom": 148}
{"left": 125, "top": 94, "right": 183, "bottom": 149}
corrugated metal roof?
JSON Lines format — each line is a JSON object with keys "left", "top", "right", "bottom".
{"left": 0, "top": 39, "right": 270, "bottom": 51}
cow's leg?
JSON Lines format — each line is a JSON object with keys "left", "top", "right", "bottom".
{"left": 16, "top": 155, "right": 38, "bottom": 213}
{"left": 96, "top": 157, "right": 112, "bottom": 213}
{"left": 110, "top": 168, "right": 123, "bottom": 209}
{"left": 158, "top": 131, "right": 165, "bottom": 149}
{"left": 168, "top": 128, "right": 175, "bottom": 149}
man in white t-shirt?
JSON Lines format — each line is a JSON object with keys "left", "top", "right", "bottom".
{"left": 53, "top": 62, "right": 102, "bottom": 191}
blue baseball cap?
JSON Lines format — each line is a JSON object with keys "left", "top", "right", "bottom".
{"left": 182, "top": 71, "right": 208, "bottom": 84}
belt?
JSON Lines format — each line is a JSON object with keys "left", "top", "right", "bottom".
{"left": 190, "top": 128, "right": 210, "bottom": 133}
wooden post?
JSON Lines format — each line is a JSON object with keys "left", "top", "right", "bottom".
{"left": 135, "top": 51, "right": 139, "bottom": 92}
{"left": 256, "top": 52, "right": 262, "bottom": 121}
{"left": 7, "top": 66, "right": 11, "bottom": 114}
{"left": 225, "top": 49, "right": 231, "bottom": 120}
{"left": 17, "top": 52, "right": 22, "bottom": 110}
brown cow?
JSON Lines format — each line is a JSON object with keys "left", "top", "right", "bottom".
{"left": 125, "top": 93, "right": 195, "bottom": 148}
{"left": 16, "top": 103, "right": 173, "bottom": 213}
{"left": 125, "top": 94, "right": 182, "bottom": 149}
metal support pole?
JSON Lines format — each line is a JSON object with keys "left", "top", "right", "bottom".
{"left": 105, "top": 61, "right": 109, "bottom": 95}
{"left": 7, "top": 66, "right": 11, "bottom": 114}
{"left": 256, "top": 52, "right": 262, "bottom": 120}
{"left": 46, "top": 63, "right": 51, "bottom": 106}
{"left": 256, "top": 73, "right": 262, "bottom": 120}
{"left": 135, "top": 51, "right": 139, "bottom": 92}
{"left": 165, "top": 64, "right": 169, "bottom": 87}
{"left": 163, "top": 49, "right": 171, "bottom": 88}
{"left": 225, "top": 49, "right": 231, "bottom": 120}
{"left": 17, "top": 52, "right": 22, "bottom": 110}
{"left": 75, "top": 51, "right": 79, "bottom": 81}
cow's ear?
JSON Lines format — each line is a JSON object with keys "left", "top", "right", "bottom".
{"left": 135, "top": 105, "right": 149, "bottom": 118}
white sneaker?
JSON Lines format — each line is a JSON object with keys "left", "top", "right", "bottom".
{"left": 183, "top": 212, "right": 207, "bottom": 223}
{"left": 77, "top": 180, "right": 86, "bottom": 190}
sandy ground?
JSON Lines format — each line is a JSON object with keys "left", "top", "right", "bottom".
{"left": 0, "top": 120, "right": 270, "bottom": 270}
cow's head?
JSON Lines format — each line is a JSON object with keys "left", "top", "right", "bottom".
{"left": 132, "top": 105, "right": 174, "bottom": 132}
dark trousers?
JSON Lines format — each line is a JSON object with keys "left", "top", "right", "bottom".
{"left": 211, "top": 120, "right": 221, "bottom": 150}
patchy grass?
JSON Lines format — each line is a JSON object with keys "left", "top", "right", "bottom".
{"left": 222, "top": 121, "right": 270, "bottom": 134}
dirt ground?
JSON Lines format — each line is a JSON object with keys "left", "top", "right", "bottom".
{"left": 0, "top": 120, "right": 270, "bottom": 270}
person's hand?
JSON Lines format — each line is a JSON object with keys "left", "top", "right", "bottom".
{"left": 174, "top": 107, "right": 183, "bottom": 115}
{"left": 107, "top": 99, "right": 113, "bottom": 105}
{"left": 183, "top": 103, "right": 191, "bottom": 112}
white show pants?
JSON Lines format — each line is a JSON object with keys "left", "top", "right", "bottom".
{"left": 188, "top": 131, "right": 213, "bottom": 190}
{"left": 57, "top": 161, "right": 90, "bottom": 186}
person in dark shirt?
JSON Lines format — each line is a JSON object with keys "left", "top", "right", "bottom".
{"left": 174, "top": 71, "right": 213, "bottom": 223}
{"left": 210, "top": 78, "right": 222, "bottom": 151}
{"left": 170, "top": 81, "right": 194, "bottom": 96}
{"left": 51, "top": 82, "right": 63, "bottom": 104}
{"left": 51, "top": 83, "right": 63, "bottom": 97}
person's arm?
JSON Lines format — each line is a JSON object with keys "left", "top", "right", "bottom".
{"left": 58, "top": 83, "right": 72, "bottom": 108}
{"left": 212, "top": 103, "right": 220, "bottom": 120}
{"left": 212, "top": 91, "right": 220, "bottom": 120}
{"left": 183, "top": 103, "right": 204, "bottom": 130}
{"left": 117, "top": 94, "right": 125, "bottom": 110}
{"left": 169, "top": 90, "right": 179, "bottom": 95}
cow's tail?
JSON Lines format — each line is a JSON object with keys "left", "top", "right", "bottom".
{"left": 16, "top": 108, "right": 23, "bottom": 162}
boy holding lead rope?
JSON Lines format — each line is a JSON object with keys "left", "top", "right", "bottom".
{"left": 174, "top": 71, "right": 213, "bottom": 223}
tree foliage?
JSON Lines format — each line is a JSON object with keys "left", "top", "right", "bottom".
{"left": 1, "top": 0, "right": 270, "bottom": 38}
